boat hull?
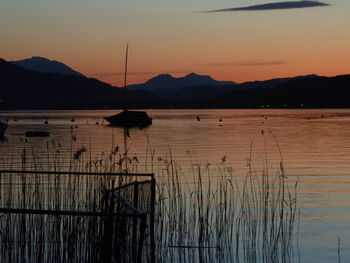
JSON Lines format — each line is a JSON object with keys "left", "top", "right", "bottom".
{"left": 104, "top": 110, "right": 152, "bottom": 128}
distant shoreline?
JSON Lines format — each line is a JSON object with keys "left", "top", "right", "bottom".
{"left": 2, "top": 106, "right": 350, "bottom": 111}
{"left": 3, "top": 58, "right": 350, "bottom": 110}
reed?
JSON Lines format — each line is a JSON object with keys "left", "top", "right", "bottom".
{"left": 0, "top": 135, "right": 298, "bottom": 263}
{"left": 153, "top": 152, "right": 298, "bottom": 263}
{"left": 0, "top": 136, "right": 146, "bottom": 263}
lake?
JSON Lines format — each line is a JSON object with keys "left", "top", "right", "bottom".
{"left": 0, "top": 109, "right": 349, "bottom": 262}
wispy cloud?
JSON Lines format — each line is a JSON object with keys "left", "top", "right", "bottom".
{"left": 203, "top": 1, "right": 330, "bottom": 13}
{"left": 206, "top": 61, "right": 291, "bottom": 67}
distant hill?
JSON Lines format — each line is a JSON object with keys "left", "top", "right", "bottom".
{"left": 127, "top": 73, "right": 236, "bottom": 97}
{"left": 234, "top": 74, "right": 319, "bottom": 90}
{"left": 129, "top": 73, "right": 321, "bottom": 100}
{"left": 11, "top": 56, "right": 86, "bottom": 78}
{"left": 126, "top": 73, "right": 321, "bottom": 100}
{"left": 3, "top": 56, "right": 350, "bottom": 109}
{"left": 0, "top": 58, "right": 153, "bottom": 109}
{"left": 213, "top": 75, "right": 350, "bottom": 108}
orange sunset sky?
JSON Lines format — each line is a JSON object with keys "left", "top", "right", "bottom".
{"left": 1, "top": 0, "right": 349, "bottom": 87}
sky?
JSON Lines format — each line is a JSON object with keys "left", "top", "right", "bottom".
{"left": 1, "top": 0, "right": 350, "bottom": 86}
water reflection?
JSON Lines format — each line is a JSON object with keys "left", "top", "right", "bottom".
{"left": 0, "top": 109, "right": 350, "bottom": 262}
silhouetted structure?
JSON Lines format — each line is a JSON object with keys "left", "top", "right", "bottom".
{"left": 104, "top": 44, "right": 152, "bottom": 128}
{"left": 104, "top": 110, "right": 152, "bottom": 128}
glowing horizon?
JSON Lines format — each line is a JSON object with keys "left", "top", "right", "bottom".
{"left": 2, "top": 0, "right": 349, "bottom": 87}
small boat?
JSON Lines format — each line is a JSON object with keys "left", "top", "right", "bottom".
{"left": 105, "top": 109, "right": 152, "bottom": 128}
{"left": 25, "top": 131, "right": 50, "bottom": 137}
{"left": 104, "top": 44, "right": 152, "bottom": 128}
{"left": 0, "top": 122, "right": 8, "bottom": 137}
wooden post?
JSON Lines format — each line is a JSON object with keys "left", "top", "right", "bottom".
{"left": 137, "top": 214, "right": 147, "bottom": 263}
{"left": 0, "top": 171, "right": 2, "bottom": 201}
{"left": 103, "top": 191, "right": 113, "bottom": 263}
{"left": 150, "top": 178, "right": 156, "bottom": 263}
{"left": 132, "top": 182, "right": 139, "bottom": 262}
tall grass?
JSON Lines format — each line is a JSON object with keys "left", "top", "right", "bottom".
{"left": 154, "top": 152, "right": 297, "bottom": 263}
{"left": 0, "top": 135, "right": 298, "bottom": 263}
{"left": 0, "top": 137, "right": 146, "bottom": 263}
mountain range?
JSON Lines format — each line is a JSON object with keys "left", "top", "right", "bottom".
{"left": 11, "top": 56, "right": 86, "bottom": 78}
{"left": 0, "top": 58, "right": 151, "bottom": 109}
{"left": 208, "top": 74, "right": 350, "bottom": 108}
{"left": 128, "top": 73, "right": 235, "bottom": 90}
{"left": 127, "top": 73, "right": 235, "bottom": 99}
{"left": 2, "top": 56, "right": 350, "bottom": 109}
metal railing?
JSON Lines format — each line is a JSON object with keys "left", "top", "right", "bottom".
{"left": 0, "top": 170, "right": 155, "bottom": 263}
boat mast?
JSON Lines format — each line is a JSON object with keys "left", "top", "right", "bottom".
{"left": 123, "top": 43, "right": 129, "bottom": 172}
{"left": 123, "top": 43, "right": 129, "bottom": 110}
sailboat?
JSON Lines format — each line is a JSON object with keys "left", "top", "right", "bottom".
{"left": 104, "top": 45, "right": 152, "bottom": 128}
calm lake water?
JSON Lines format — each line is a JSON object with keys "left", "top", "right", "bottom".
{"left": 0, "top": 109, "right": 349, "bottom": 262}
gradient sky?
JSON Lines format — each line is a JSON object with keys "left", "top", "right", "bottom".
{"left": 1, "top": 0, "right": 350, "bottom": 86}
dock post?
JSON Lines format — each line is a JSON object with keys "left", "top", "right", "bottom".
{"left": 132, "top": 182, "right": 139, "bottom": 262}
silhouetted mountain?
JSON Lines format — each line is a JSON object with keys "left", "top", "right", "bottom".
{"left": 137, "top": 74, "right": 319, "bottom": 100}
{"left": 3, "top": 56, "right": 350, "bottom": 109}
{"left": 234, "top": 74, "right": 318, "bottom": 90}
{"left": 213, "top": 75, "right": 350, "bottom": 108}
{"left": 126, "top": 73, "right": 321, "bottom": 100}
{"left": 11, "top": 56, "right": 86, "bottom": 78}
{"left": 0, "top": 58, "right": 153, "bottom": 109}
{"left": 127, "top": 73, "right": 236, "bottom": 94}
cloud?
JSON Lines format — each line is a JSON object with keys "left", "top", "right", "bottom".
{"left": 204, "top": 1, "right": 330, "bottom": 12}
{"left": 206, "top": 61, "right": 291, "bottom": 67}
